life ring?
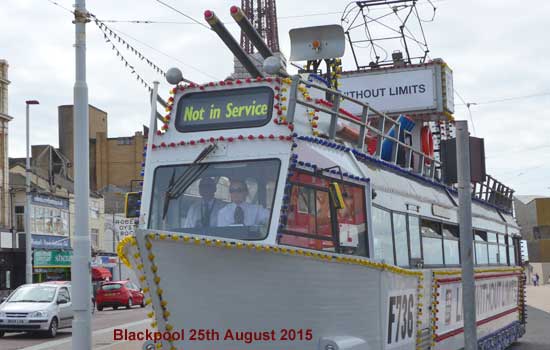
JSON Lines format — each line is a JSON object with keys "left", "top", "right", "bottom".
{"left": 421, "top": 126, "right": 434, "bottom": 163}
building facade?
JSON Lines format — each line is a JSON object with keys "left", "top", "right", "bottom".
{"left": 515, "top": 196, "right": 550, "bottom": 284}
{"left": 10, "top": 157, "right": 105, "bottom": 283}
{"left": 0, "top": 60, "right": 13, "bottom": 234}
{"left": 58, "top": 105, "right": 145, "bottom": 192}
{"left": 0, "top": 59, "right": 20, "bottom": 298}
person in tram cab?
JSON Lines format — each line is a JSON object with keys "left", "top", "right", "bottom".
{"left": 217, "top": 179, "right": 269, "bottom": 227}
{"left": 183, "top": 177, "right": 225, "bottom": 228}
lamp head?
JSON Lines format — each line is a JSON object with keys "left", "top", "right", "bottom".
{"left": 26, "top": 100, "right": 39, "bottom": 105}
{"left": 166, "top": 67, "right": 184, "bottom": 85}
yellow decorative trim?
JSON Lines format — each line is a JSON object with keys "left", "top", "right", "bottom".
{"left": 433, "top": 267, "right": 522, "bottom": 276}
{"left": 116, "top": 235, "right": 136, "bottom": 268}
{"left": 144, "top": 232, "right": 423, "bottom": 277}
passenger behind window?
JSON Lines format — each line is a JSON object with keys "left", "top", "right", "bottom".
{"left": 217, "top": 179, "right": 269, "bottom": 226}
{"left": 183, "top": 177, "right": 225, "bottom": 228}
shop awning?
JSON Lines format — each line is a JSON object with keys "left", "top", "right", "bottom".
{"left": 91, "top": 266, "right": 112, "bottom": 281}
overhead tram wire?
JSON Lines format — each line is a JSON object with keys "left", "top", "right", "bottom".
{"left": 44, "top": 0, "right": 202, "bottom": 87}
{"left": 153, "top": 0, "right": 211, "bottom": 31}
{"left": 453, "top": 89, "right": 477, "bottom": 136}
{"left": 105, "top": 25, "right": 217, "bottom": 81}
{"left": 45, "top": 0, "right": 74, "bottom": 14}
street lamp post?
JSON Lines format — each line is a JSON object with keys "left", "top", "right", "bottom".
{"left": 25, "top": 99, "right": 39, "bottom": 285}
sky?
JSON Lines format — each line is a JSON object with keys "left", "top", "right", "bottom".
{"left": 1, "top": 0, "right": 549, "bottom": 196}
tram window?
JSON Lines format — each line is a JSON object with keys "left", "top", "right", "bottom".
{"left": 337, "top": 185, "right": 367, "bottom": 256}
{"left": 148, "top": 159, "right": 281, "bottom": 240}
{"left": 421, "top": 219, "right": 443, "bottom": 265}
{"left": 509, "top": 243, "right": 516, "bottom": 266}
{"left": 442, "top": 224, "right": 460, "bottom": 266}
{"left": 488, "top": 244, "right": 499, "bottom": 265}
{"left": 487, "top": 232, "right": 499, "bottom": 264}
{"left": 393, "top": 213, "right": 409, "bottom": 267}
{"left": 280, "top": 175, "right": 367, "bottom": 256}
{"left": 474, "top": 230, "right": 489, "bottom": 265}
{"left": 423, "top": 237, "right": 444, "bottom": 265}
{"left": 372, "top": 207, "right": 394, "bottom": 264}
{"left": 408, "top": 216, "right": 422, "bottom": 260}
{"left": 498, "top": 234, "right": 508, "bottom": 265}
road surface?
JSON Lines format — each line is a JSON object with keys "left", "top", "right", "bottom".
{"left": 0, "top": 305, "right": 151, "bottom": 350}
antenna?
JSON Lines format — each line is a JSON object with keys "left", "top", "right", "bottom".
{"left": 341, "top": 0, "right": 436, "bottom": 70}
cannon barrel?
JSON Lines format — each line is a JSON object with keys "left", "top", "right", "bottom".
{"left": 230, "top": 6, "right": 273, "bottom": 59}
{"left": 204, "top": 10, "right": 263, "bottom": 78}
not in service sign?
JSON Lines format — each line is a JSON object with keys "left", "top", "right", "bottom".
{"left": 175, "top": 86, "right": 274, "bottom": 132}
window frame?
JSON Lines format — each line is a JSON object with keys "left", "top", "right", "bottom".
{"left": 148, "top": 158, "right": 282, "bottom": 240}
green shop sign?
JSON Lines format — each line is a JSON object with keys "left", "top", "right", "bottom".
{"left": 34, "top": 250, "right": 72, "bottom": 267}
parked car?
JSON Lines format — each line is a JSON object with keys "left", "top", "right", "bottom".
{"left": 0, "top": 282, "right": 73, "bottom": 338}
{"left": 95, "top": 280, "right": 145, "bottom": 311}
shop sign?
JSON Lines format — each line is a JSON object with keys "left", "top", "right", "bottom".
{"left": 114, "top": 216, "right": 136, "bottom": 237}
{"left": 34, "top": 250, "right": 72, "bottom": 267}
{"left": 31, "top": 234, "right": 71, "bottom": 249}
{"left": 31, "top": 194, "right": 69, "bottom": 209}
{"left": 92, "top": 255, "right": 119, "bottom": 268}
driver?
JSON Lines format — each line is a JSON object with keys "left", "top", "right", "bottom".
{"left": 217, "top": 179, "right": 269, "bottom": 226}
{"left": 183, "top": 177, "right": 225, "bottom": 228}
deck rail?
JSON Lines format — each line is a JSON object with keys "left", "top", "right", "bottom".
{"left": 286, "top": 75, "right": 442, "bottom": 180}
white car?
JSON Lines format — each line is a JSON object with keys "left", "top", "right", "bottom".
{"left": 0, "top": 282, "right": 73, "bottom": 338}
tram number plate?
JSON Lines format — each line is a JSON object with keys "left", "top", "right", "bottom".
{"left": 386, "top": 289, "right": 416, "bottom": 349}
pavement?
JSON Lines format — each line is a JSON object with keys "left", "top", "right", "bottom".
{"left": 510, "top": 285, "right": 550, "bottom": 349}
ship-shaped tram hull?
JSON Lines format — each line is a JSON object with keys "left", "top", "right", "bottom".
{"left": 118, "top": 10, "right": 526, "bottom": 350}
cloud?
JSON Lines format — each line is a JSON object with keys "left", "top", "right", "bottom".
{"left": 1, "top": 0, "right": 549, "bottom": 196}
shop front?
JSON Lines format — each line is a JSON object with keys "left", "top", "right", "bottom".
{"left": 33, "top": 249, "right": 72, "bottom": 283}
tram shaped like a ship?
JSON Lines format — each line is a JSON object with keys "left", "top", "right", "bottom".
{"left": 119, "top": 7, "right": 525, "bottom": 350}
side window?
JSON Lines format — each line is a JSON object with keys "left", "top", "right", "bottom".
{"left": 442, "top": 224, "right": 460, "bottom": 265}
{"left": 58, "top": 288, "right": 70, "bottom": 302}
{"left": 474, "top": 230, "right": 489, "bottom": 265}
{"left": 498, "top": 234, "right": 508, "bottom": 265}
{"left": 337, "top": 185, "right": 367, "bottom": 257}
{"left": 508, "top": 237, "right": 517, "bottom": 266}
{"left": 281, "top": 185, "right": 335, "bottom": 252}
{"left": 408, "top": 216, "right": 422, "bottom": 261}
{"left": 421, "top": 219, "right": 443, "bottom": 265}
{"left": 392, "top": 213, "right": 409, "bottom": 267}
{"left": 487, "top": 232, "right": 499, "bottom": 265}
{"left": 372, "top": 207, "right": 394, "bottom": 264}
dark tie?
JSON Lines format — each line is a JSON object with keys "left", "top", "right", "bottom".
{"left": 234, "top": 206, "right": 244, "bottom": 225}
{"left": 201, "top": 202, "right": 210, "bottom": 227}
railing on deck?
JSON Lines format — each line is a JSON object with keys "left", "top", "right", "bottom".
{"left": 472, "top": 174, "right": 514, "bottom": 212}
{"left": 286, "top": 75, "right": 443, "bottom": 181}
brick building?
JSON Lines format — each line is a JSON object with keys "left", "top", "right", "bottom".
{"left": 58, "top": 105, "right": 145, "bottom": 192}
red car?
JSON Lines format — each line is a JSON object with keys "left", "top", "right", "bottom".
{"left": 95, "top": 281, "right": 145, "bottom": 311}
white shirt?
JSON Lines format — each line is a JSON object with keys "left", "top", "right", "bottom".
{"left": 183, "top": 199, "right": 224, "bottom": 228}
{"left": 217, "top": 202, "right": 270, "bottom": 227}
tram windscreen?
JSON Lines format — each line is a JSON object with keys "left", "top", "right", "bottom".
{"left": 148, "top": 159, "right": 281, "bottom": 240}
{"left": 174, "top": 86, "right": 274, "bottom": 132}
